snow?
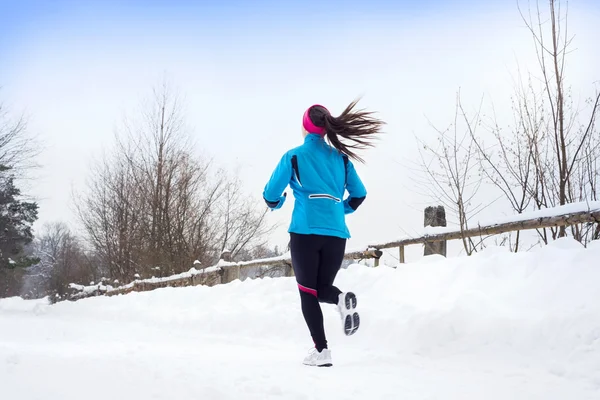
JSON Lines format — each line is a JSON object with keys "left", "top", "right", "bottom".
{"left": 215, "top": 255, "right": 290, "bottom": 268}
{"left": 2, "top": 238, "right": 600, "bottom": 399}
{"left": 142, "top": 267, "right": 215, "bottom": 284}
{"left": 71, "top": 256, "right": 292, "bottom": 297}
{"left": 0, "top": 296, "right": 48, "bottom": 313}
{"left": 235, "top": 252, "right": 292, "bottom": 266}
{"left": 70, "top": 266, "right": 223, "bottom": 295}
{"left": 68, "top": 282, "right": 113, "bottom": 296}
{"left": 201, "top": 265, "right": 221, "bottom": 274}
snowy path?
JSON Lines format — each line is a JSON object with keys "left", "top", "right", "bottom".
{"left": 2, "top": 319, "right": 591, "bottom": 400}
{"left": 2, "top": 238, "right": 600, "bottom": 399}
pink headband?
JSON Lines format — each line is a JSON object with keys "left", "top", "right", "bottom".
{"left": 302, "top": 104, "right": 328, "bottom": 135}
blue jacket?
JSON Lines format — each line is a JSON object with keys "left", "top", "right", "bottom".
{"left": 263, "top": 134, "right": 367, "bottom": 239}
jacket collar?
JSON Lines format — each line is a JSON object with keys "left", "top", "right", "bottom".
{"left": 304, "top": 133, "right": 325, "bottom": 144}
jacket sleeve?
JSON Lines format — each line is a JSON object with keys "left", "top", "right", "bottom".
{"left": 263, "top": 152, "right": 292, "bottom": 210}
{"left": 343, "top": 159, "right": 367, "bottom": 214}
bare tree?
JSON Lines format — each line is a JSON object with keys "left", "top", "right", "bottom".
{"left": 466, "top": 74, "right": 543, "bottom": 251}
{"left": 76, "top": 148, "right": 142, "bottom": 281}
{"left": 518, "top": 0, "right": 600, "bottom": 241}
{"left": 215, "top": 175, "right": 270, "bottom": 260}
{"left": 415, "top": 0, "right": 600, "bottom": 252}
{"left": 413, "top": 91, "right": 486, "bottom": 255}
{"left": 19, "top": 222, "right": 96, "bottom": 301}
{"left": 465, "top": 0, "right": 600, "bottom": 248}
{"left": 0, "top": 94, "right": 39, "bottom": 175}
{"left": 75, "top": 80, "right": 272, "bottom": 282}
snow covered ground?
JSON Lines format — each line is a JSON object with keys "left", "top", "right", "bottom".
{"left": 2, "top": 237, "right": 600, "bottom": 400}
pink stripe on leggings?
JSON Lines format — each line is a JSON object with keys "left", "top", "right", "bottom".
{"left": 298, "top": 283, "right": 317, "bottom": 297}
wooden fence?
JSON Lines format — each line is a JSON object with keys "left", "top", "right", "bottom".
{"left": 68, "top": 248, "right": 383, "bottom": 300}
{"left": 374, "top": 208, "right": 600, "bottom": 263}
{"left": 68, "top": 206, "right": 600, "bottom": 300}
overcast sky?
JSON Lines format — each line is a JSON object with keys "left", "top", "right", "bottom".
{"left": 1, "top": 0, "right": 599, "bottom": 261}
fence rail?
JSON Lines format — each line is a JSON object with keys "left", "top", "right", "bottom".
{"left": 374, "top": 209, "right": 600, "bottom": 263}
{"left": 68, "top": 206, "right": 600, "bottom": 301}
{"left": 68, "top": 248, "right": 383, "bottom": 300}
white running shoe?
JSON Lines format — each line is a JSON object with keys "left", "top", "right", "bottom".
{"left": 303, "top": 348, "right": 333, "bottom": 367}
{"left": 337, "top": 292, "right": 360, "bottom": 336}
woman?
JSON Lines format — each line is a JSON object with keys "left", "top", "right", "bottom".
{"left": 263, "top": 100, "right": 383, "bottom": 367}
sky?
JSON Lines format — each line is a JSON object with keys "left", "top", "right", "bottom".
{"left": 1, "top": 0, "right": 600, "bottom": 262}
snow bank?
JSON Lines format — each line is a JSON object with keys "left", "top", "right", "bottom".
{"left": 0, "top": 296, "right": 48, "bottom": 312}
{"left": 373, "top": 239, "right": 600, "bottom": 372}
{"left": 2, "top": 238, "right": 599, "bottom": 399}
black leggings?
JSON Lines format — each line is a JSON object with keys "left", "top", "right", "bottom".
{"left": 290, "top": 233, "right": 346, "bottom": 351}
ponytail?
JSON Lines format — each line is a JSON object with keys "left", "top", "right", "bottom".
{"left": 308, "top": 99, "right": 384, "bottom": 163}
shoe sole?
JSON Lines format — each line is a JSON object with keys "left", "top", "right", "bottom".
{"left": 303, "top": 359, "right": 333, "bottom": 367}
{"left": 344, "top": 292, "right": 357, "bottom": 309}
{"left": 341, "top": 292, "right": 360, "bottom": 336}
{"left": 303, "top": 363, "right": 333, "bottom": 367}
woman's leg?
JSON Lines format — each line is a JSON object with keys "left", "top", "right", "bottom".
{"left": 317, "top": 235, "right": 360, "bottom": 336}
{"left": 289, "top": 233, "right": 328, "bottom": 351}
{"left": 316, "top": 236, "right": 346, "bottom": 304}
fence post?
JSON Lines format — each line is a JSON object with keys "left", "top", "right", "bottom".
{"left": 220, "top": 250, "right": 240, "bottom": 283}
{"left": 424, "top": 206, "right": 447, "bottom": 257}
{"left": 399, "top": 245, "right": 405, "bottom": 264}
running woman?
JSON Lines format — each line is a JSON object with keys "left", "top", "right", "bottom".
{"left": 262, "top": 100, "right": 384, "bottom": 367}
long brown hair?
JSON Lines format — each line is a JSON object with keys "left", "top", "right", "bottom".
{"left": 308, "top": 99, "right": 384, "bottom": 163}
